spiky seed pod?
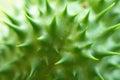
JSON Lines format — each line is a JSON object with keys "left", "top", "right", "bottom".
{"left": 0, "top": 0, "right": 120, "bottom": 80}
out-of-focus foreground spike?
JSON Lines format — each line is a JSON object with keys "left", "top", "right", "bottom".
{"left": 95, "top": 2, "right": 115, "bottom": 21}
{"left": 0, "top": 0, "right": 120, "bottom": 80}
{"left": 2, "top": 21, "right": 26, "bottom": 38}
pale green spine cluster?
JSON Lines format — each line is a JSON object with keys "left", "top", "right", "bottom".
{"left": 0, "top": 0, "right": 120, "bottom": 80}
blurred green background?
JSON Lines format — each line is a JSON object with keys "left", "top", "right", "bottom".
{"left": 0, "top": 0, "right": 15, "bottom": 10}
{"left": 0, "top": 0, "right": 21, "bottom": 19}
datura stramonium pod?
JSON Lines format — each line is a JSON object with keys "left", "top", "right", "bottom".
{"left": 0, "top": 0, "right": 120, "bottom": 80}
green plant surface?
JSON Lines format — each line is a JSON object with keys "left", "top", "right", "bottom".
{"left": 0, "top": 0, "right": 120, "bottom": 80}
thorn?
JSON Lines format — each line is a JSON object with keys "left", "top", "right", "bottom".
{"left": 49, "top": 15, "right": 58, "bottom": 35}
{"left": 29, "top": 59, "right": 39, "bottom": 78}
{"left": 23, "top": 6, "right": 32, "bottom": 17}
{"left": 29, "top": 67, "right": 35, "bottom": 78}
{"left": 82, "top": 10, "right": 90, "bottom": 23}
{"left": 94, "top": 51, "right": 120, "bottom": 59}
{"left": 37, "top": 33, "right": 48, "bottom": 41}
{"left": 95, "top": 67, "right": 105, "bottom": 80}
{"left": 77, "top": 26, "right": 88, "bottom": 41}
{"left": 16, "top": 39, "right": 32, "bottom": 48}
{"left": 55, "top": 53, "right": 73, "bottom": 65}
{"left": 25, "top": 14, "right": 41, "bottom": 32}
{"left": 37, "top": 34, "right": 50, "bottom": 45}
{"left": 89, "top": 55, "right": 99, "bottom": 61}
{"left": 95, "top": 2, "right": 115, "bottom": 21}
{"left": 1, "top": 10, "right": 20, "bottom": 25}
{"left": 62, "top": 5, "right": 68, "bottom": 16}
{"left": 72, "top": 69, "right": 77, "bottom": 77}
{"left": 46, "top": 0, "right": 53, "bottom": 14}
{"left": 2, "top": 21, "right": 26, "bottom": 38}
{"left": 98, "top": 23, "right": 120, "bottom": 38}
{"left": 107, "top": 51, "right": 120, "bottom": 56}
{"left": 55, "top": 57, "right": 65, "bottom": 65}
{"left": 43, "top": 56, "right": 49, "bottom": 65}
{"left": 76, "top": 24, "right": 82, "bottom": 31}
{"left": 50, "top": 15, "right": 57, "bottom": 27}
{"left": 54, "top": 47, "right": 59, "bottom": 54}
{"left": 24, "top": 0, "right": 31, "bottom": 8}
{"left": 69, "top": 13, "right": 79, "bottom": 21}
{"left": 37, "top": 36, "right": 45, "bottom": 41}
{"left": 83, "top": 42, "right": 93, "bottom": 49}
{"left": 38, "top": 8, "right": 43, "bottom": 16}
{"left": 82, "top": 50, "right": 99, "bottom": 61}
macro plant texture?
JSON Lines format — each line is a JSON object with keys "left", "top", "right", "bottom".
{"left": 0, "top": 0, "right": 120, "bottom": 80}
